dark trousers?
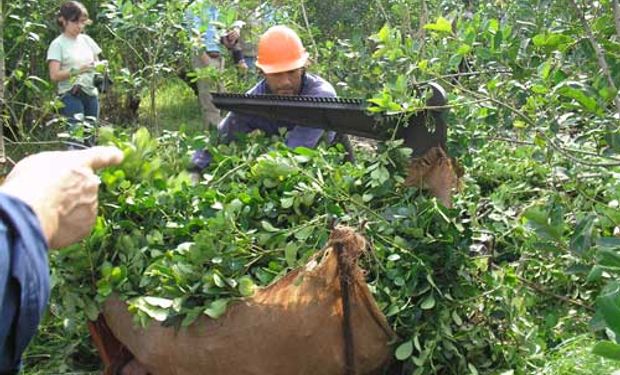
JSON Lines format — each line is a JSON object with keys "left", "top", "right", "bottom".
{"left": 60, "top": 90, "right": 99, "bottom": 148}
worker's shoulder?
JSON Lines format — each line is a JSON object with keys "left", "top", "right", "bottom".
{"left": 245, "top": 80, "right": 268, "bottom": 95}
{"left": 302, "top": 73, "right": 336, "bottom": 97}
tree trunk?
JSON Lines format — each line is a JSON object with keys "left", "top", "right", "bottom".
{"left": 0, "top": 0, "right": 6, "bottom": 164}
{"left": 613, "top": 0, "right": 620, "bottom": 40}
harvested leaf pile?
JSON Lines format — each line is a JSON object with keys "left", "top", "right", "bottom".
{"left": 65, "top": 127, "right": 480, "bottom": 373}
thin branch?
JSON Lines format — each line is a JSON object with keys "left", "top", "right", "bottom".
{"left": 103, "top": 24, "right": 147, "bottom": 66}
{"left": 440, "top": 76, "right": 537, "bottom": 127}
{"left": 431, "top": 69, "right": 512, "bottom": 80}
{"left": 490, "top": 134, "right": 620, "bottom": 163}
{"left": 517, "top": 273, "right": 595, "bottom": 313}
{"left": 487, "top": 136, "right": 535, "bottom": 146}
{"left": 441, "top": 77, "right": 620, "bottom": 167}
{"left": 613, "top": 0, "right": 620, "bottom": 40}
{"left": 419, "top": 0, "right": 428, "bottom": 39}
{"left": 400, "top": 3, "right": 415, "bottom": 42}
{"left": 374, "top": 0, "right": 390, "bottom": 24}
{"left": 4, "top": 139, "right": 66, "bottom": 145}
{"left": 546, "top": 137, "right": 620, "bottom": 167}
{"left": 490, "top": 264, "right": 594, "bottom": 313}
{"left": 550, "top": 138, "right": 620, "bottom": 162}
{"left": 299, "top": 0, "right": 319, "bottom": 61}
{"left": 570, "top": 0, "right": 620, "bottom": 117}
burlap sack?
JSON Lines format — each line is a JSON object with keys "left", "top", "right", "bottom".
{"left": 102, "top": 226, "right": 396, "bottom": 375}
{"left": 405, "top": 146, "right": 462, "bottom": 208}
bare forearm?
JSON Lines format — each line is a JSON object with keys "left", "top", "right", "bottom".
{"left": 50, "top": 68, "right": 73, "bottom": 82}
{"left": 50, "top": 65, "right": 91, "bottom": 82}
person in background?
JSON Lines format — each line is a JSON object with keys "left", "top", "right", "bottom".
{"left": 186, "top": 0, "right": 227, "bottom": 128}
{"left": 220, "top": 20, "right": 249, "bottom": 73}
{"left": 189, "top": 25, "right": 337, "bottom": 176}
{"left": 0, "top": 146, "right": 124, "bottom": 373}
{"left": 235, "top": 1, "right": 279, "bottom": 73}
{"left": 47, "top": 1, "right": 103, "bottom": 147}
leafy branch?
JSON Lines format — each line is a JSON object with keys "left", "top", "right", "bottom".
{"left": 569, "top": 0, "right": 620, "bottom": 118}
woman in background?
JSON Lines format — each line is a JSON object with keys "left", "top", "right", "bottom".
{"left": 47, "top": 1, "right": 102, "bottom": 147}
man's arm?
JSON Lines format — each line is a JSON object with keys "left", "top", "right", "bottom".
{"left": 0, "top": 193, "right": 50, "bottom": 373}
{"left": 0, "top": 146, "right": 123, "bottom": 371}
{"left": 285, "top": 126, "right": 327, "bottom": 149}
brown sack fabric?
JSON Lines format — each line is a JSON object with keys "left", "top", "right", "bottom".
{"left": 102, "top": 226, "right": 396, "bottom": 375}
{"left": 404, "top": 146, "right": 462, "bottom": 208}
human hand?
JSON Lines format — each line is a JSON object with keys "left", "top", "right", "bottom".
{"left": 222, "top": 29, "right": 240, "bottom": 48}
{"left": 0, "top": 146, "right": 124, "bottom": 249}
{"left": 237, "top": 60, "right": 249, "bottom": 73}
{"left": 78, "top": 62, "right": 95, "bottom": 74}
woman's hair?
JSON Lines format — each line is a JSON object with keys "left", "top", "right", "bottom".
{"left": 57, "top": 1, "right": 92, "bottom": 30}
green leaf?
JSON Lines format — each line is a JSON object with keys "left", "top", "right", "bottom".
{"left": 284, "top": 242, "right": 298, "bottom": 267}
{"left": 84, "top": 302, "right": 100, "bottom": 321}
{"left": 599, "top": 250, "right": 620, "bottom": 270}
{"left": 598, "top": 237, "right": 620, "bottom": 250}
{"left": 97, "top": 279, "right": 113, "bottom": 298}
{"left": 423, "top": 17, "right": 452, "bottom": 33}
{"left": 238, "top": 276, "right": 256, "bottom": 297}
{"left": 130, "top": 297, "right": 169, "bottom": 321}
{"left": 555, "top": 82, "right": 601, "bottom": 113}
{"left": 597, "top": 283, "right": 620, "bottom": 338}
{"left": 370, "top": 166, "right": 390, "bottom": 185}
{"left": 362, "top": 193, "right": 374, "bottom": 202}
{"left": 281, "top": 197, "right": 294, "bottom": 209}
{"left": 204, "top": 299, "right": 228, "bottom": 319}
{"left": 210, "top": 272, "right": 224, "bottom": 288}
{"left": 532, "top": 32, "right": 572, "bottom": 50}
{"left": 143, "top": 296, "right": 174, "bottom": 309}
{"left": 261, "top": 220, "right": 279, "bottom": 232}
{"left": 457, "top": 44, "right": 472, "bottom": 55}
{"left": 587, "top": 265, "right": 603, "bottom": 282}
{"left": 487, "top": 19, "right": 499, "bottom": 34}
{"left": 294, "top": 226, "right": 314, "bottom": 241}
{"left": 537, "top": 60, "right": 553, "bottom": 80}
{"left": 395, "top": 340, "right": 414, "bottom": 360}
{"left": 570, "top": 215, "right": 595, "bottom": 254}
{"left": 592, "top": 341, "right": 620, "bottom": 360}
{"left": 452, "top": 310, "right": 463, "bottom": 326}
{"left": 420, "top": 295, "right": 435, "bottom": 310}
{"left": 522, "top": 205, "right": 565, "bottom": 242}
{"left": 181, "top": 308, "right": 202, "bottom": 327}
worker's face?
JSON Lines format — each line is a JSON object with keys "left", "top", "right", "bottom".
{"left": 264, "top": 68, "right": 304, "bottom": 96}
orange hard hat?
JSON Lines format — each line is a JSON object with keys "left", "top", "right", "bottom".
{"left": 255, "top": 25, "right": 309, "bottom": 74}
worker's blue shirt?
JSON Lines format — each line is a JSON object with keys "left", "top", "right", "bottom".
{"left": 0, "top": 193, "right": 50, "bottom": 373}
{"left": 185, "top": 2, "right": 221, "bottom": 53}
{"left": 218, "top": 72, "right": 337, "bottom": 148}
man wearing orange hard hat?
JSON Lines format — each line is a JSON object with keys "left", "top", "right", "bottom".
{"left": 190, "top": 25, "right": 337, "bottom": 173}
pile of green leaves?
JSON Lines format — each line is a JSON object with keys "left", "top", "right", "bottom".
{"left": 56, "top": 121, "right": 618, "bottom": 374}
{"left": 64, "top": 126, "right": 512, "bottom": 373}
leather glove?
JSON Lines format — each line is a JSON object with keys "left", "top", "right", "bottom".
{"left": 0, "top": 146, "right": 124, "bottom": 249}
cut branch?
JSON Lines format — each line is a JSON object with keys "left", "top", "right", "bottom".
{"left": 570, "top": 0, "right": 620, "bottom": 117}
